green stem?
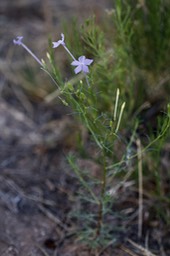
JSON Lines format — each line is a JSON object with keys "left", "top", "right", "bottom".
{"left": 69, "top": 95, "right": 103, "bottom": 150}
{"left": 68, "top": 155, "right": 99, "bottom": 204}
{"left": 96, "top": 152, "right": 107, "bottom": 237}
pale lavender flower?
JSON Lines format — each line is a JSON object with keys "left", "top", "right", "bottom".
{"left": 13, "top": 36, "right": 43, "bottom": 66}
{"left": 71, "top": 56, "right": 93, "bottom": 74}
{"left": 52, "top": 33, "right": 76, "bottom": 61}
{"left": 52, "top": 33, "right": 65, "bottom": 48}
{"left": 52, "top": 34, "right": 93, "bottom": 86}
{"left": 13, "top": 36, "right": 23, "bottom": 45}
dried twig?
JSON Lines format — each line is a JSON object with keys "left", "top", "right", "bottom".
{"left": 38, "top": 204, "right": 68, "bottom": 231}
{"left": 120, "top": 245, "right": 139, "bottom": 256}
{"left": 127, "top": 239, "right": 158, "bottom": 256}
{"left": 35, "top": 243, "right": 50, "bottom": 256}
{"left": 1, "top": 177, "right": 56, "bottom": 207}
{"left": 136, "top": 138, "right": 143, "bottom": 239}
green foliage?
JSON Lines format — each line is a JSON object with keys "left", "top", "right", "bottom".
{"left": 129, "top": 0, "right": 170, "bottom": 71}
{"left": 45, "top": 1, "right": 170, "bottom": 245}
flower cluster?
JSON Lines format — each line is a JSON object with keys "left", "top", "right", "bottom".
{"left": 13, "top": 33, "right": 93, "bottom": 76}
{"left": 52, "top": 33, "right": 93, "bottom": 75}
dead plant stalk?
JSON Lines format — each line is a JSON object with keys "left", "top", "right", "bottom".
{"left": 137, "top": 138, "right": 143, "bottom": 239}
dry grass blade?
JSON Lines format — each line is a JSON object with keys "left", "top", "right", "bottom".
{"left": 136, "top": 138, "right": 143, "bottom": 239}
{"left": 120, "top": 245, "right": 139, "bottom": 256}
{"left": 38, "top": 204, "right": 68, "bottom": 231}
{"left": 127, "top": 239, "right": 158, "bottom": 256}
{"left": 35, "top": 243, "right": 50, "bottom": 256}
{"left": 3, "top": 177, "right": 56, "bottom": 207}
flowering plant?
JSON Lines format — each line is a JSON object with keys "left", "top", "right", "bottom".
{"left": 13, "top": 30, "right": 127, "bottom": 247}
{"left": 52, "top": 33, "right": 93, "bottom": 76}
{"left": 12, "top": 4, "right": 170, "bottom": 251}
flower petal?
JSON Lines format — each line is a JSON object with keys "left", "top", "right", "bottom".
{"left": 71, "top": 60, "right": 80, "bottom": 66}
{"left": 52, "top": 42, "right": 60, "bottom": 48}
{"left": 61, "top": 33, "right": 65, "bottom": 42}
{"left": 82, "top": 65, "right": 89, "bottom": 74}
{"left": 78, "top": 56, "right": 85, "bottom": 62}
{"left": 13, "top": 36, "right": 23, "bottom": 45}
{"left": 84, "top": 58, "right": 93, "bottom": 65}
{"left": 74, "top": 66, "right": 82, "bottom": 74}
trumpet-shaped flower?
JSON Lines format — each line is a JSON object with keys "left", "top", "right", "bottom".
{"left": 71, "top": 56, "right": 93, "bottom": 74}
{"left": 52, "top": 33, "right": 65, "bottom": 48}
{"left": 13, "top": 36, "right": 43, "bottom": 66}
{"left": 13, "top": 36, "right": 23, "bottom": 45}
{"left": 52, "top": 33, "right": 76, "bottom": 61}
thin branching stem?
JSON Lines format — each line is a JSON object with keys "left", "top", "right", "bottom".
{"left": 114, "top": 88, "right": 120, "bottom": 121}
{"left": 95, "top": 152, "right": 107, "bottom": 237}
{"left": 137, "top": 138, "right": 143, "bottom": 239}
{"left": 107, "top": 111, "right": 170, "bottom": 170}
